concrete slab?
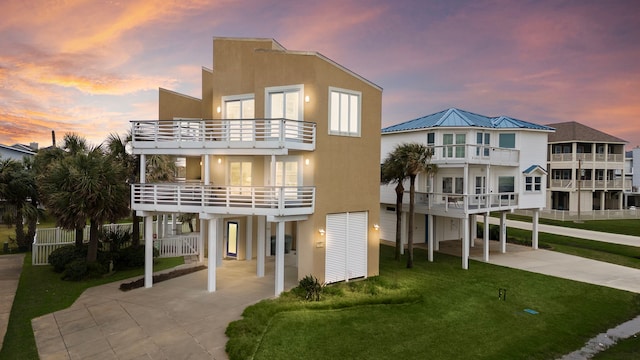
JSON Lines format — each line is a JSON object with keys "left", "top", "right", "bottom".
{"left": 0, "top": 253, "right": 24, "bottom": 352}
{"left": 33, "top": 254, "right": 298, "bottom": 360}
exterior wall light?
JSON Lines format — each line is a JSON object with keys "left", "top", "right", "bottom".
{"left": 217, "top": 158, "right": 222, "bottom": 164}
{"left": 373, "top": 224, "right": 380, "bottom": 231}
{"left": 216, "top": 106, "right": 221, "bottom": 113}
{"left": 305, "top": 158, "right": 310, "bottom": 166}
{"left": 318, "top": 227, "right": 325, "bottom": 236}
{"left": 305, "top": 95, "right": 310, "bottom": 103}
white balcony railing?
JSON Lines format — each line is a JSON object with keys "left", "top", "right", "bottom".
{"left": 131, "top": 118, "right": 316, "bottom": 153}
{"left": 132, "top": 183, "right": 315, "bottom": 217}
{"left": 387, "top": 191, "right": 518, "bottom": 215}
{"left": 427, "top": 145, "right": 519, "bottom": 166}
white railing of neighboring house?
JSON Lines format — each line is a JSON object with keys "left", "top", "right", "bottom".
{"left": 131, "top": 118, "right": 316, "bottom": 151}
{"left": 401, "top": 191, "right": 519, "bottom": 213}
{"left": 32, "top": 222, "right": 200, "bottom": 265}
{"left": 426, "top": 145, "right": 519, "bottom": 166}
{"left": 131, "top": 184, "right": 315, "bottom": 216}
{"left": 514, "top": 208, "right": 640, "bottom": 221}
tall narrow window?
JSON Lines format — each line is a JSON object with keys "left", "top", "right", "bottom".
{"left": 224, "top": 95, "right": 255, "bottom": 141}
{"left": 229, "top": 161, "right": 252, "bottom": 195}
{"left": 476, "top": 132, "right": 490, "bottom": 157}
{"left": 475, "top": 176, "right": 486, "bottom": 194}
{"left": 275, "top": 159, "right": 300, "bottom": 199}
{"left": 329, "top": 87, "right": 361, "bottom": 136}
{"left": 267, "top": 85, "right": 303, "bottom": 139}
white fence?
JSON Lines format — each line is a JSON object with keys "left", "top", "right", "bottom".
{"left": 513, "top": 209, "right": 640, "bottom": 221}
{"left": 32, "top": 223, "right": 200, "bottom": 265}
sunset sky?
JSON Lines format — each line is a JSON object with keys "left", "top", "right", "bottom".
{"left": 1, "top": 0, "right": 639, "bottom": 149}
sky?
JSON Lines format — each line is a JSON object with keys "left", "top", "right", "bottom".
{"left": 1, "top": 0, "right": 639, "bottom": 150}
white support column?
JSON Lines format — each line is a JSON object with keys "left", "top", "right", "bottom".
{"left": 207, "top": 218, "right": 217, "bottom": 292}
{"left": 500, "top": 212, "right": 507, "bottom": 253}
{"left": 172, "top": 214, "right": 177, "bottom": 235}
{"left": 158, "top": 215, "right": 164, "bottom": 239}
{"left": 217, "top": 218, "right": 224, "bottom": 267}
{"left": 275, "top": 221, "right": 285, "bottom": 296}
{"left": 601, "top": 192, "right": 606, "bottom": 211}
{"left": 470, "top": 214, "right": 476, "bottom": 248}
{"left": 139, "top": 154, "right": 146, "bottom": 183}
{"left": 144, "top": 216, "right": 153, "bottom": 288}
{"left": 266, "top": 222, "right": 272, "bottom": 257}
{"left": 245, "top": 216, "right": 253, "bottom": 261}
{"left": 198, "top": 219, "right": 205, "bottom": 262}
{"left": 257, "top": 216, "right": 265, "bottom": 277}
{"left": 483, "top": 213, "right": 490, "bottom": 262}
{"left": 204, "top": 155, "right": 210, "bottom": 185}
{"left": 532, "top": 209, "right": 539, "bottom": 250}
{"left": 462, "top": 217, "right": 469, "bottom": 270}
{"left": 427, "top": 214, "right": 434, "bottom": 262}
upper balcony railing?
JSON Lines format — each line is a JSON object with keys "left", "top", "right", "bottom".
{"left": 131, "top": 119, "right": 316, "bottom": 154}
{"left": 427, "top": 145, "right": 519, "bottom": 166}
{"left": 381, "top": 189, "right": 518, "bottom": 216}
{"left": 132, "top": 183, "right": 315, "bottom": 217}
{"left": 550, "top": 153, "right": 625, "bottom": 163}
{"left": 549, "top": 178, "right": 630, "bottom": 190}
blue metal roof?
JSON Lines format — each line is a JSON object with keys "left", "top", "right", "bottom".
{"left": 523, "top": 165, "right": 547, "bottom": 175}
{"left": 382, "top": 108, "right": 554, "bottom": 133}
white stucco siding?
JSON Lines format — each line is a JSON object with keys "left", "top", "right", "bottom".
{"left": 518, "top": 131, "right": 550, "bottom": 209}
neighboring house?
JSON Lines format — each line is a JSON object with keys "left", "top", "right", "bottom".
{"left": 624, "top": 147, "right": 640, "bottom": 207}
{"left": 131, "top": 37, "right": 382, "bottom": 295}
{"left": 0, "top": 143, "right": 37, "bottom": 161}
{"left": 546, "top": 121, "right": 629, "bottom": 212}
{"left": 380, "top": 108, "right": 554, "bottom": 269}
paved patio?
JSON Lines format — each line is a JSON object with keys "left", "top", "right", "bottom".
{"left": 32, "top": 255, "right": 298, "bottom": 360}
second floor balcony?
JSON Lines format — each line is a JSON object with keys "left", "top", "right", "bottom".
{"left": 131, "top": 119, "right": 316, "bottom": 155}
{"left": 428, "top": 144, "right": 519, "bottom": 166}
{"left": 132, "top": 183, "right": 315, "bottom": 217}
{"left": 549, "top": 178, "right": 632, "bottom": 191}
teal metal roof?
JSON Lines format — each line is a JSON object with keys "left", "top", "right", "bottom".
{"left": 523, "top": 165, "right": 548, "bottom": 175}
{"left": 382, "top": 108, "right": 554, "bottom": 133}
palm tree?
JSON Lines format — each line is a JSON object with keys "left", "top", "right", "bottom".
{"left": 38, "top": 135, "right": 130, "bottom": 262}
{"left": 381, "top": 154, "right": 406, "bottom": 260}
{"left": 382, "top": 143, "right": 436, "bottom": 268}
{"left": 0, "top": 157, "right": 40, "bottom": 250}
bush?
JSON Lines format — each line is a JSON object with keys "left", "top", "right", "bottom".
{"left": 62, "top": 258, "right": 88, "bottom": 281}
{"left": 114, "top": 245, "right": 159, "bottom": 270}
{"left": 297, "top": 275, "right": 324, "bottom": 301}
{"left": 101, "top": 228, "right": 132, "bottom": 252}
{"left": 48, "top": 245, "right": 83, "bottom": 273}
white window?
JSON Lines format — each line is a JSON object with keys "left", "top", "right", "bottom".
{"left": 223, "top": 95, "right": 255, "bottom": 141}
{"left": 525, "top": 176, "right": 542, "bottom": 192}
{"left": 476, "top": 132, "right": 490, "bottom": 157}
{"left": 274, "top": 158, "right": 301, "bottom": 199}
{"left": 229, "top": 161, "right": 252, "bottom": 195}
{"left": 266, "top": 85, "right": 303, "bottom": 139}
{"left": 329, "top": 87, "right": 361, "bottom": 137}
{"left": 443, "top": 134, "right": 466, "bottom": 158}
{"left": 442, "top": 177, "right": 464, "bottom": 194}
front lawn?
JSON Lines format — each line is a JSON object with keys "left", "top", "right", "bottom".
{"left": 227, "top": 245, "right": 640, "bottom": 360}
{"left": 0, "top": 254, "right": 184, "bottom": 360}
{"left": 506, "top": 214, "right": 640, "bottom": 237}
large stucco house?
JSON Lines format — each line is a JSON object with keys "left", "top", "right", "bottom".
{"left": 546, "top": 121, "right": 630, "bottom": 212}
{"left": 380, "top": 108, "right": 554, "bottom": 268}
{"left": 131, "top": 37, "right": 382, "bottom": 295}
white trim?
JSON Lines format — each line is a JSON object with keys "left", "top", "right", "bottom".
{"left": 264, "top": 84, "right": 305, "bottom": 121}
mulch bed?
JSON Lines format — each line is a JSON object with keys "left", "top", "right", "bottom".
{"left": 119, "top": 265, "right": 207, "bottom": 291}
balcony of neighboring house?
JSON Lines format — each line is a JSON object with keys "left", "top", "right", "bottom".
{"left": 130, "top": 118, "right": 316, "bottom": 155}
{"left": 428, "top": 144, "right": 519, "bottom": 166}
{"left": 131, "top": 183, "right": 315, "bottom": 217}
{"left": 385, "top": 191, "right": 518, "bottom": 218}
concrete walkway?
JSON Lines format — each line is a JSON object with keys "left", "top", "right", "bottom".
{"left": 32, "top": 255, "right": 298, "bottom": 360}
{"left": 0, "top": 254, "right": 24, "bottom": 352}
{"left": 485, "top": 217, "right": 640, "bottom": 247}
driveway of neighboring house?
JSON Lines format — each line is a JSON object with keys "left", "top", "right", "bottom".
{"left": 0, "top": 253, "right": 24, "bottom": 352}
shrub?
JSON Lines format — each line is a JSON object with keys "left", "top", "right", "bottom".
{"left": 62, "top": 258, "right": 88, "bottom": 281}
{"left": 101, "top": 228, "right": 132, "bottom": 252}
{"left": 48, "top": 245, "right": 83, "bottom": 273}
{"left": 114, "top": 245, "right": 159, "bottom": 270}
{"left": 297, "top": 275, "right": 324, "bottom": 301}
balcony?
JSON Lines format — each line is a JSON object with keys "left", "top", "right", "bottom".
{"left": 428, "top": 145, "right": 519, "bottom": 166}
{"left": 549, "top": 179, "right": 630, "bottom": 190}
{"left": 383, "top": 191, "right": 518, "bottom": 218}
{"left": 131, "top": 119, "right": 316, "bottom": 155}
{"left": 132, "top": 183, "right": 315, "bottom": 217}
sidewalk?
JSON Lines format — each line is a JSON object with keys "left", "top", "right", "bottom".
{"left": 0, "top": 253, "right": 24, "bottom": 352}
{"left": 485, "top": 217, "right": 640, "bottom": 247}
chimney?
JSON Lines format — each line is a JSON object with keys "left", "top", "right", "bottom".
{"left": 29, "top": 142, "right": 38, "bottom": 151}
{"left": 51, "top": 130, "right": 56, "bottom": 147}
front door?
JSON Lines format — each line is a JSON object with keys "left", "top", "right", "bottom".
{"left": 227, "top": 222, "right": 238, "bottom": 257}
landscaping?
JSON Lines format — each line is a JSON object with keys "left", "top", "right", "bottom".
{"left": 226, "top": 245, "right": 640, "bottom": 360}
{"left": 0, "top": 253, "right": 184, "bottom": 360}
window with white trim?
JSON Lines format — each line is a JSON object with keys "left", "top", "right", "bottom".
{"left": 223, "top": 94, "right": 255, "bottom": 141}
{"left": 525, "top": 176, "right": 542, "bottom": 192}
{"left": 229, "top": 161, "right": 252, "bottom": 195}
{"left": 329, "top": 87, "right": 361, "bottom": 136}
{"left": 266, "top": 85, "right": 304, "bottom": 139}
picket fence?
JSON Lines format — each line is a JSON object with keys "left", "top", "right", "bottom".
{"left": 32, "top": 222, "right": 200, "bottom": 265}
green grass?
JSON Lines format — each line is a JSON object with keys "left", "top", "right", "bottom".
{"left": 226, "top": 245, "right": 640, "bottom": 360}
{"left": 594, "top": 334, "right": 640, "bottom": 359}
{"left": 0, "top": 254, "right": 184, "bottom": 360}
{"left": 506, "top": 214, "right": 640, "bottom": 237}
